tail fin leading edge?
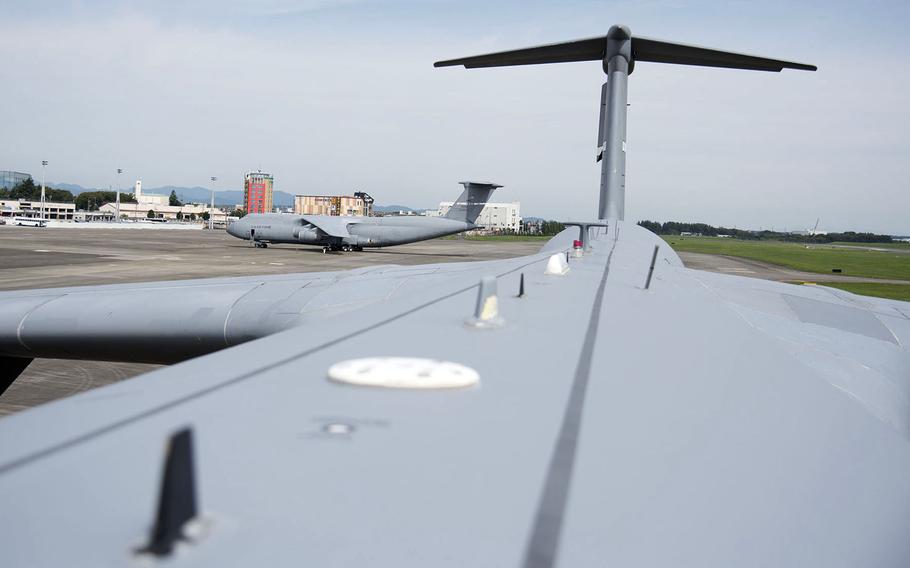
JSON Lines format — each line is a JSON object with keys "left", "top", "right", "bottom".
{"left": 445, "top": 182, "right": 502, "bottom": 225}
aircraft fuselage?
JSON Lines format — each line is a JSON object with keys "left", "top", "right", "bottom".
{"left": 227, "top": 213, "right": 476, "bottom": 250}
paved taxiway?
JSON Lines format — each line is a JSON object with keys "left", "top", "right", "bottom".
{"left": 0, "top": 226, "right": 543, "bottom": 291}
{"left": 0, "top": 226, "right": 544, "bottom": 417}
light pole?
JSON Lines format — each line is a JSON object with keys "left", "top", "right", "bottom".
{"left": 116, "top": 168, "right": 123, "bottom": 222}
{"left": 40, "top": 160, "right": 47, "bottom": 220}
{"left": 209, "top": 176, "right": 217, "bottom": 230}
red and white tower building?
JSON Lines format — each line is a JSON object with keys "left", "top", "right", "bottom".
{"left": 243, "top": 171, "right": 274, "bottom": 214}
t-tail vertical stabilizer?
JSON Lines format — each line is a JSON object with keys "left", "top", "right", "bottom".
{"left": 436, "top": 26, "right": 816, "bottom": 222}
{"left": 444, "top": 181, "right": 502, "bottom": 225}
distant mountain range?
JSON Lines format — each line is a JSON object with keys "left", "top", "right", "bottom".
{"left": 158, "top": 185, "right": 299, "bottom": 208}
{"left": 35, "top": 182, "right": 562, "bottom": 220}
{"left": 54, "top": 183, "right": 295, "bottom": 208}
{"left": 51, "top": 182, "right": 436, "bottom": 212}
{"left": 373, "top": 205, "right": 420, "bottom": 213}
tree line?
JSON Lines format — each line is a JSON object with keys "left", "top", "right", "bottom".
{"left": 0, "top": 178, "right": 75, "bottom": 203}
{"left": 637, "top": 220, "right": 896, "bottom": 243}
{"left": 75, "top": 191, "right": 137, "bottom": 211}
{"left": 536, "top": 221, "right": 566, "bottom": 236}
{"left": 0, "top": 178, "right": 142, "bottom": 211}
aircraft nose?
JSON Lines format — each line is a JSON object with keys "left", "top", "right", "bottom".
{"left": 226, "top": 223, "right": 239, "bottom": 237}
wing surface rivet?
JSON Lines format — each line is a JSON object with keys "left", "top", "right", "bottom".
{"left": 328, "top": 357, "right": 479, "bottom": 389}
{"left": 323, "top": 423, "right": 355, "bottom": 435}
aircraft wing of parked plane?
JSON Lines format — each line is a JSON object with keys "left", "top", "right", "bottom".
{"left": 300, "top": 214, "right": 352, "bottom": 238}
{"left": 2, "top": 25, "right": 910, "bottom": 567}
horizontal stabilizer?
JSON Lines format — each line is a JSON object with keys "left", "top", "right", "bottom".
{"left": 435, "top": 36, "right": 605, "bottom": 68}
{"left": 435, "top": 34, "right": 816, "bottom": 72}
{"left": 632, "top": 36, "right": 816, "bottom": 72}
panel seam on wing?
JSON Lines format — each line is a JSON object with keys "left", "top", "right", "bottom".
{"left": 221, "top": 283, "right": 269, "bottom": 347}
{"left": 16, "top": 294, "right": 67, "bottom": 352}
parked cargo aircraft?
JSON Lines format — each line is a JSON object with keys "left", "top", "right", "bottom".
{"left": 226, "top": 181, "right": 501, "bottom": 252}
{"left": 2, "top": 25, "right": 909, "bottom": 568}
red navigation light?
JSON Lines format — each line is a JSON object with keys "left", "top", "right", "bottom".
{"left": 573, "top": 240, "right": 582, "bottom": 249}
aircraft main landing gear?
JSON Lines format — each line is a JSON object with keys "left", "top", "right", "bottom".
{"left": 323, "top": 244, "right": 363, "bottom": 253}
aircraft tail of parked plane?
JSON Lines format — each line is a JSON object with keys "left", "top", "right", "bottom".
{"left": 443, "top": 182, "right": 503, "bottom": 224}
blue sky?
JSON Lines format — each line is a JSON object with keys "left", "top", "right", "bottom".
{"left": 2, "top": 0, "right": 908, "bottom": 233}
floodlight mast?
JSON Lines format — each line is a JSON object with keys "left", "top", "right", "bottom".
{"left": 210, "top": 176, "right": 217, "bottom": 230}
{"left": 116, "top": 168, "right": 123, "bottom": 222}
{"left": 434, "top": 25, "right": 816, "bottom": 222}
{"left": 40, "top": 160, "right": 48, "bottom": 221}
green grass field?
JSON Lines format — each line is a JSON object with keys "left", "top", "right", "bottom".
{"left": 814, "top": 282, "right": 910, "bottom": 302}
{"left": 830, "top": 241, "right": 910, "bottom": 250}
{"left": 664, "top": 236, "right": 910, "bottom": 281}
{"left": 441, "top": 235, "right": 552, "bottom": 242}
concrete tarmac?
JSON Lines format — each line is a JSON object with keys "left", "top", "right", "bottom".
{"left": 0, "top": 226, "right": 542, "bottom": 291}
{"left": 0, "top": 225, "right": 544, "bottom": 417}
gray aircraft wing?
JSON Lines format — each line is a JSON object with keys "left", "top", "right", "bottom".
{"left": 0, "top": 270, "right": 349, "bottom": 365}
{"left": 1, "top": 223, "right": 910, "bottom": 566}
{"left": 0, "top": 261, "right": 513, "bottom": 365}
{"left": 300, "top": 214, "right": 353, "bottom": 238}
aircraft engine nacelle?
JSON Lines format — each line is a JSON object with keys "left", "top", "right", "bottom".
{"left": 295, "top": 227, "right": 321, "bottom": 244}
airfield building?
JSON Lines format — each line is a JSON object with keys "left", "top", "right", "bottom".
{"left": 99, "top": 202, "right": 229, "bottom": 224}
{"left": 430, "top": 201, "right": 521, "bottom": 233}
{"left": 294, "top": 194, "right": 370, "bottom": 216}
{"left": 244, "top": 171, "right": 274, "bottom": 214}
{"left": 0, "top": 199, "right": 75, "bottom": 220}
{"left": 98, "top": 179, "right": 228, "bottom": 224}
{"left": 133, "top": 180, "right": 168, "bottom": 206}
